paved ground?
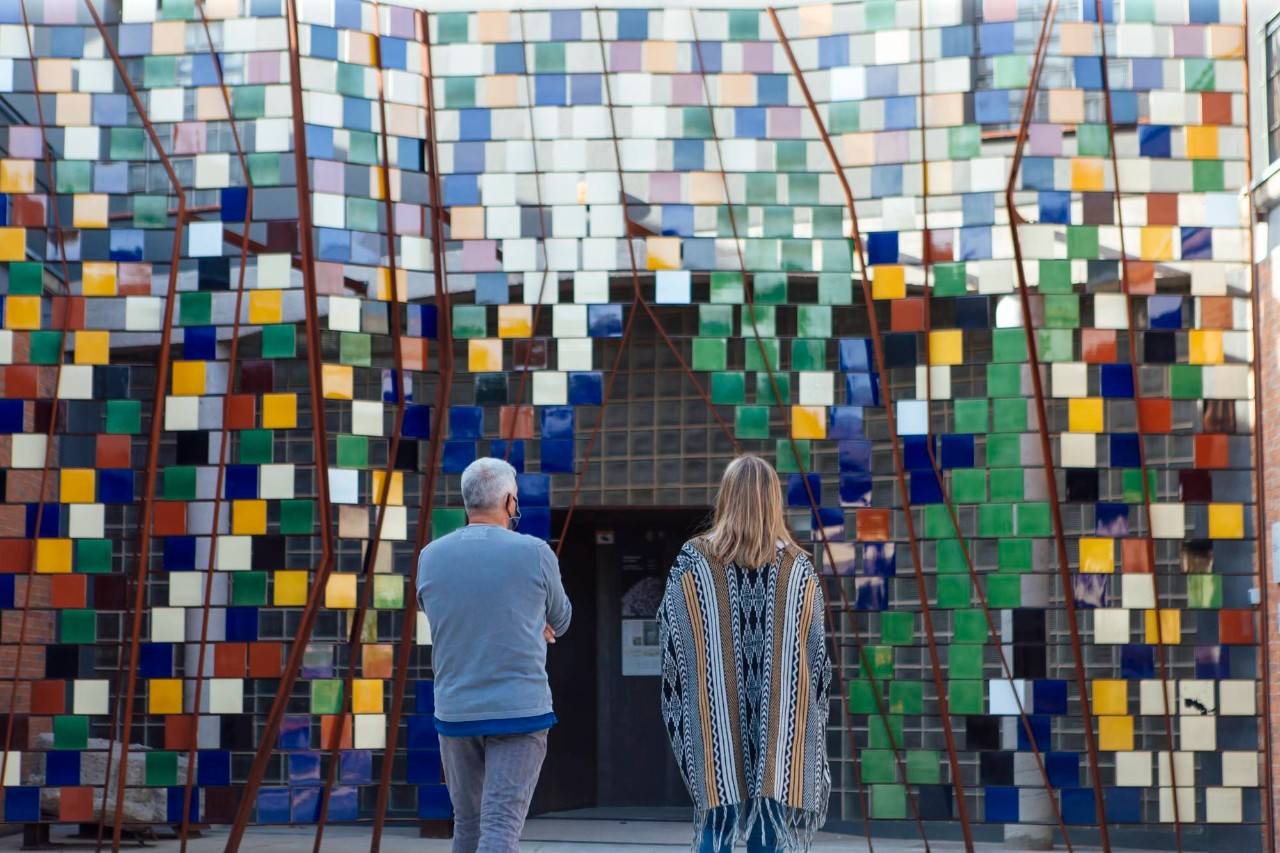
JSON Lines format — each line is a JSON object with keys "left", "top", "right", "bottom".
{"left": 0, "top": 819, "right": 1082, "bottom": 852}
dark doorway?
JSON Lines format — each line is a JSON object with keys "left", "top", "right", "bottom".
{"left": 532, "top": 507, "right": 708, "bottom": 815}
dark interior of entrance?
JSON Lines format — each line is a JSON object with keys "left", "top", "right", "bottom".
{"left": 531, "top": 507, "right": 709, "bottom": 817}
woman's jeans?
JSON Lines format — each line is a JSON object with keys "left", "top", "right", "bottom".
{"left": 699, "top": 805, "right": 782, "bottom": 853}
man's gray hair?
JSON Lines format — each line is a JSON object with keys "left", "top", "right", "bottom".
{"left": 460, "top": 457, "right": 518, "bottom": 512}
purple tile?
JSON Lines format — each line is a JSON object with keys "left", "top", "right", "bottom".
{"left": 742, "top": 42, "right": 773, "bottom": 73}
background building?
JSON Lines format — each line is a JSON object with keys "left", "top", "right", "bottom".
{"left": 0, "top": 0, "right": 1270, "bottom": 849}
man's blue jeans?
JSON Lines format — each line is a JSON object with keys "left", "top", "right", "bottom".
{"left": 699, "top": 805, "right": 782, "bottom": 853}
{"left": 438, "top": 729, "right": 548, "bottom": 853}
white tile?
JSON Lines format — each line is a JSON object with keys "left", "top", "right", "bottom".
{"left": 72, "top": 679, "right": 110, "bottom": 715}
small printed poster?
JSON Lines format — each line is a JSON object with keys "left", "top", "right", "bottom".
{"left": 621, "top": 618, "right": 661, "bottom": 676}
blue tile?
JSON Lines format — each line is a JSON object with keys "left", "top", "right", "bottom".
{"left": 46, "top": 751, "right": 80, "bottom": 786}
{"left": 418, "top": 784, "right": 453, "bottom": 819}
{"left": 568, "top": 372, "right": 603, "bottom": 405}
{"left": 225, "top": 607, "right": 259, "bottom": 642}
{"left": 587, "top": 304, "right": 624, "bottom": 337}
{"left": 734, "top": 107, "right": 766, "bottom": 139}
{"left": 4, "top": 787, "right": 39, "bottom": 821}
{"left": 1073, "top": 56, "right": 1103, "bottom": 90}
{"left": 449, "top": 406, "right": 484, "bottom": 439}
{"left": 139, "top": 643, "right": 173, "bottom": 678}
{"left": 1100, "top": 364, "right": 1134, "bottom": 398}
{"left": 838, "top": 440, "right": 873, "bottom": 474}
{"left": 488, "top": 441, "right": 524, "bottom": 472}
{"left": 1046, "top": 752, "right": 1079, "bottom": 788}
{"left": 975, "top": 90, "right": 1011, "bottom": 124}
{"left": 827, "top": 406, "right": 864, "bottom": 440}
{"left": 517, "top": 507, "right": 551, "bottom": 540}
{"left": 197, "top": 750, "right": 231, "bottom": 786}
{"left": 839, "top": 473, "right": 873, "bottom": 507}
{"left": 289, "top": 752, "right": 321, "bottom": 785}
{"left": 1109, "top": 434, "right": 1140, "bottom": 468}
{"left": 403, "top": 404, "right": 431, "bottom": 439}
{"left": 407, "top": 750, "right": 442, "bottom": 784}
{"left": 1016, "top": 714, "right": 1051, "bottom": 752}
{"left": 1033, "top": 679, "right": 1068, "bottom": 715}
{"left": 1105, "top": 787, "right": 1142, "bottom": 823}
{"left": 166, "top": 786, "right": 198, "bottom": 824}
{"left": 442, "top": 441, "right": 477, "bottom": 473}
{"left": 839, "top": 338, "right": 873, "bottom": 372}
{"left": 164, "top": 537, "right": 197, "bottom": 572}
{"left": 340, "top": 750, "right": 373, "bottom": 785}
{"left": 97, "top": 468, "right": 134, "bottom": 503}
{"left": 494, "top": 43, "right": 525, "bottom": 74}
{"left": 184, "top": 325, "right": 217, "bottom": 360}
{"left": 787, "top": 474, "right": 821, "bottom": 507}
{"left": 940, "top": 434, "right": 974, "bottom": 468}
{"left": 407, "top": 715, "right": 436, "bottom": 750}
{"left": 910, "top": 470, "right": 943, "bottom": 504}
{"left": 291, "top": 785, "right": 320, "bottom": 823}
{"left": 1039, "top": 191, "right": 1071, "bottom": 224}
{"left": 978, "top": 22, "right": 1014, "bottom": 54}
{"left": 861, "top": 542, "right": 895, "bottom": 577}
{"left": 1181, "top": 227, "right": 1213, "bottom": 261}
{"left": 1148, "top": 295, "right": 1182, "bottom": 330}
{"left": 1139, "top": 125, "right": 1171, "bottom": 158}
{"left": 866, "top": 232, "right": 898, "bottom": 265}
{"left": 817, "top": 35, "right": 848, "bottom": 68}
{"left": 1121, "top": 644, "right": 1156, "bottom": 679}
{"left": 517, "top": 473, "right": 551, "bottom": 506}
{"left": 277, "top": 716, "right": 311, "bottom": 751}
{"left": 539, "top": 439, "right": 574, "bottom": 474}
{"left": 1061, "top": 789, "right": 1097, "bottom": 824}
{"left": 984, "top": 787, "right": 1018, "bottom": 823}
{"left": 225, "top": 465, "right": 258, "bottom": 499}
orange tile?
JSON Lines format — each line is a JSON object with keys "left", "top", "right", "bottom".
{"left": 214, "top": 642, "right": 247, "bottom": 677}
{"left": 59, "top": 787, "right": 95, "bottom": 823}
{"left": 151, "top": 502, "right": 187, "bottom": 536}
{"left": 320, "top": 715, "right": 353, "bottom": 749}
{"left": 890, "top": 298, "right": 926, "bottom": 332}
{"left": 1200, "top": 296, "right": 1234, "bottom": 330}
{"left": 249, "top": 642, "right": 283, "bottom": 678}
{"left": 225, "top": 394, "right": 256, "bottom": 430}
{"left": 1081, "top": 329, "right": 1116, "bottom": 363}
{"left": 1219, "top": 610, "right": 1254, "bottom": 645}
{"left": 50, "top": 575, "right": 86, "bottom": 608}
{"left": 96, "top": 434, "right": 132, "bottom": 468}
{"left": 1137, "top": 399, "right": 1171, "bottom": 433}
{"left": 855, "top": 508, "right": 891, "bottom": 541}
{"left": 1194, "top": 434, "right": 1229, "bottom": 468}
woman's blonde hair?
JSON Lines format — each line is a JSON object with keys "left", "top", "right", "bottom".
{"left": 705, "top": 455, "right": 799, "bottom": 568}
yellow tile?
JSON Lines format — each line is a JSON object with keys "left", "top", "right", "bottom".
{"left": 1098, "top": 715, "right": 1134, "bottom": 751}
{"left": 72, "top": 194, "right": 108, "bottom": 229}
{"left": 645, "top": 237, "right": 681, "bottom": 271}
{"left": 274, "top": 570, "right": 308, "bottom": 606}
{"left": 1140, "top": 227, "right": 1174, "bottom": 261}
{"left": 1068, "top": 397, "right": 1104, "bottom": 433}
{"left": 1092, "top": 679, "right": 1128, "bottom": 715}
{"left": 232, "top": 499, "right": 267, "bottom": 536}
{"left": 1070, "top": 158, "right": 1104, "bottom": 192}
{"left": 1208, "top": 503, "right": 1244, "bottom": 539}
{"left": 36, "top": 539, "right": 73, "bottom": 574}
{"left": 82, "top": 262, "right": 117, "bottom": 296}
{"left": 322, "top": 364, "right": 354, "bottom": 400}
{"left": 468, "top": 338, "right": 501, "bottom": 372}
{"left": 1144, "top": 609, "right": 1181, "bottom": 644}
{"left": 0, "top": 160, "right": 35, "bottom": 193}
{"left": 690, "top": 172, "right": 725, "bottom": 205}
{"left": 497, "top": 305, "right": 533, "bottom": 339}
{"left": 929, "top": 330, "right": 963, "bottom": 366}
{"left": 1049, "top": 89, "right": 1084, "bottom": 124}
{"left": 171, "top": 361, "right": 206, "bottom": 396}
{"left": 352, "top": 678, "right": 384, "bottom": 713}
{"left": 262, "top": 393, "right": 297, "bottom": 428}
{"left": 60, "top": 468, "right": 96, "bottom": 504}
{"left": 326, "top": 573, "right": 357, "bottom": 609}
{"left": 1185, "top": 126, "right": 1217, "bottom": 159}
{"left": 248, "top": 290, "right": 283, "bottom": 325}
{"left": 1078, "top": 536, "right": 1114, "bottom": 574}
{"left": 1188, "top": 330, "right": 1223, "bottom": 365}
{"left": 0, "top": 228, "right": 27, "bottom": 263}
{"left": 148, "top": 679, "right": 183, "bottom": 715}
{"left": 872, "top": 265, "right": 905, "bottom": 300}
{"left": 370, "top": 470, "right": 404, "bottom": 506}
{"left": 791, "top": 405, "right": 826, "bottom": 440}
{"left": 73, "top": 331, "right": 110, "bottom": 365}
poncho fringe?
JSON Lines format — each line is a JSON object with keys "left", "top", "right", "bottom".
{"left": 659, "top": 538, "right": 832, "bottom": 852}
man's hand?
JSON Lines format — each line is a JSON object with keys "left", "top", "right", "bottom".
{"left": 543, "top": 623, "right": 556, "bottom": 644}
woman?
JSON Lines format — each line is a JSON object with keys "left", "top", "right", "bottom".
{"left": 658, "top": 455, "right": 832, "bottom": 853}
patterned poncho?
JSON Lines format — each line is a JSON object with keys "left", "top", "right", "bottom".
{"left": 658, "top": 537, "right": 832, "bottom": 851}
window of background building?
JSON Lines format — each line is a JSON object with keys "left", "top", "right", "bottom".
{"left": 1269, "top": 13, "right": 1280, "bottom": 162}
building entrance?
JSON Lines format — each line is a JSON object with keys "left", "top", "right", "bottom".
{"left": 531, "top": 508, "right": 709, "bottom": 816}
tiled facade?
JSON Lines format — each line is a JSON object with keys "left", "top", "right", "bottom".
{"left": 0, "top": 0, "right": 1266, "bottom": 845}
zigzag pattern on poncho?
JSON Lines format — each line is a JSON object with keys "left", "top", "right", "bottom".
{"left": 659, "top": 538, "right": 832, "bottom": 852}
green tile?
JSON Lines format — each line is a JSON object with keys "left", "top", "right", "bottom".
{"left": 146, "top": 751, "right": 179, "bottom": 787}
{"left": 953, "top": 398, "right": 988, "bottom": 433}
{"left": 744, "top": 338, "right": 780, "bottom": 372}
{"left": 818, "top": 272, "right": 852, "bottom": 304}
{"left": 337, "top": 434, "right": 369, "bottom": 468}
{"left": 29, "top": 331, "right": 61, "bottom": 365}
{"left": 907, "top": 750, "right": 941, "bottom": 785}
{"left": 1076, "top": 124, "right": 1110, "bottom": 157}
{"left": 535, "top": 42, "right": 565, "bottom": 72}
{"left": 144, "top": 55, "right": 178, "bottom": 86}
{"left": 180, "top": 291, "right": 212, "bottom": 326}
{"left": 986, "top": 434, "right": 1020, "bottom": 467}
{"left": 280, "top": 499, "right": 314, "bottom": 535}
{"left": 698, "top": 304, "right": 734, "bottom": 337}
{"left": 709, "top": 272, "right": 744, "bottom": 304}
{"left": 775, "top": 439, "right": 809, "bottom": 473}
{"left": 1016, "top": 502, "right": 1052, "bottom": 536}
{"left": 1192, "top": 160, "right": 1224, "bottom": 191}
{"left": 871, "top": 785, "right": 906, "bottom": 820}
{"left": 431, "top": 508, "right": 466, "bottom": 538}
{"left": 1122, "top": 469, "right": 1158, "bottom": 503}
{"left": 755, "top": 371, "right": 789, "bottom": 404}
{"left": 1039, "top": 260, "right": 1072, "bottom": 293}
{"left": 1186, "top": 574, "right": 1222, "bottom": 608}
{"left": 682, "top": 107, "right": 712, "bottom": 139}
{"left": 710, "top": 372, "right": 745, "bottom": 405}
{"left": 346, "top": 196, "right": 379, "bottom": 232}
{"left": 744, "top": 239, "right": 778, "bottom": 271}
{"left": 993, "top": 54, "right": 1029, "bottom": 88}
{"left": 828, "top": 101, "right": 860, "bottom": 133}
{"left": 310, "top": 680, "right": 343, "bottom": 715}
{"left": 979, "top": 504, "right": 1014, "bottom": 537}
{"left": 75, "top": 539, "right": 112, "bottom": 574}
{"left": 1170, "top": 365, "right": 1202, "bottom": 399}
{"left": 54, "top": 715, "right": 88, "bottom": 750}
{"left": 948, "top": 680, "right": 983, "bottom": 715}
{"left": 986, "top": 363, "right": 1022, "bottom": 397}
{"left": 247, "top": 153, "right": 281, "bottom": 185}
{"left": 789, "top": 174, "right": 819, "bottom": 205}
{"left": 948, "top": 125, "right": 980, "bottom": 160}
{"left": 474, "top": 373, "right": 508, "bottom": 404}
{"left": 745, "top": 173, "right": 777, "bottom": 205}
{"left": 949, "top": 645, "right": 984, "bottom": 680}
{"left": 692, "top": 338, "right": 727, "bottom": 372}
{"left": 337, "top": 63, "right": 368, "bottom": 98}
{"left": 864, "top": 0, "right": 896, "bottom": 28}
{"left": 762, "top": 207, "right": 794, "bottom": 238}
{"left": 735, "top": 406, "right": 770, "bottom": 439}
{"left": 880, "top": 611, "right": 914, "bottom": 645}
{"left": 867, "top": 714, "right": 902, "bottom": 749}
{"left": 989, "top": 468, "right": 1024, "bottom": 502}
{"left": 1044, "top": 295, "right": 1080, "bottom": 328}
{"left": 936, "top": 575, "right": 971, "bottom": 609}
{"left": 953, "top": 610, "right": 987, "bottom": 644}
{"left": 924, "top": 504, "right": 958, "bottom": 539}
{"left": 110, "top": 127, "right": 147, "bottom": 161}
{"left": 727, "top": 8, "right": 758, "bottom": 39}
{"left": 435, "top": 12, "right": 469, "bottom": 43}
{"left": 261, "top": 324, "right": 296, "bottom": 359}
{"left": 790, "top": 339, "right": 825, "bottom": 372}
{"left": 992, "top": 398, "right": 1027, "bottom": 433}
{"left": 849, "top": 679, "right": 877, "bottom": 714}
{"left": 1038, "top": 329, "right": 1073, "bottom": 362}
{"left": 451, "top": 305, "right": 487, "bottom": 338}
{"left": 998, "top": 538, "right": 1033, "bottom": 573}
{"left": 339, "top": 332, "right": 371, "bottom": 366}
{"left": 60, "top": 609, "right": 95, "bottom": 644}
{"left": 936, "top": 539, "right": 967, "bottom": 573}
{"left": 164, "top": 466, "right": 197, "bottom": 501}
{"left": 1067, "top": 226, "right": 1099, "bottom": 259}
{"left": 753, "top": 274, "right": 787, "bottom": 304}
{"left": 1184, "top": 58, "right": 1214, "bottom": 92}
{"left": 950, "top": 469, "right": 986, "bottom": 504}
{"left": 233, "top": 86, "right": 266, "bottom": 119}
{"left": 862, "top": 645, "right": 895, "bottom": 679}
{"left": 992, "top": 328, "right": 1027, "bottom": 363}
{"left": 780, "top": 240, "right": 810, "bottom": 272}
{"left": 106, "top": 400, "right": 142, "bottom": 434}
{"left": 55, "top": 162, "right": 92, "bottom": 195}
{"left": 239, "top": 429, "right": 274, "bottom": 465}
{"left": 987, "top": 574, "right": 1022, "bottom": 608}
{"left": 232, "top": 572, "right": 268, "bottom": 606}
{"left": 861, "top": 749, "right": 896, "bottom": 783}
{"left": 775, "top": 140, "right": 807, "bottom": 172}
{"left": 444, "top": 77, "right": 475, "bottom": 108}
{"left": 889, "top": 680, "right": 922, "bottom": 715}
{"left": 1124, "top": 0, "right": 1155, "bottom": 20}
{"left": 812, "top": 210, "right": 845, "bottom": 239}
{"left": 796, "top": 305, "right": 831, "bottom": 338}
{"left": 373, "top": 576, "right": 404, "bottom": 609}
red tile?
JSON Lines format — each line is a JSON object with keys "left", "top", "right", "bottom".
{"left": 50, "top": 575, "right": 86, "bottom": 609}
{"left": 96, "top": 434, "right": 132, "bottom": 468}
{"left": 59, "top": 787, "right": 95, "bottom": 823}
{"left": 151, "top": 502, "right": 188, "bottom": 536}
{"left": 248, "top": 642, "right": 283, "bottom": 678}
{"left": 890, "top": 298, "right": 925, "bottom": 332}
{"left": 1081, "top": 329, "right": 1116, "bottom": 363}
{"left": 214, "top": 642, "right": 247, "bottom": 678}
{"left": 1120, "top": 539, "right": 1151, "bottom": 573}
{"left": 1194, "top": 434, "right": 1229, "bottom": 469}
{"left": 1219, "top": 610, "right": 1254, "bottom": 645}
{"left": 1137, "top": 398, "right": 1171, "bottom": 433}
{"left": 30, "top": 680, "right": 65, "bottom": 715}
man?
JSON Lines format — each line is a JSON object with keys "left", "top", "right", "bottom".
{"left": 416, "top": 457, "right": 571, "bottom": 853}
